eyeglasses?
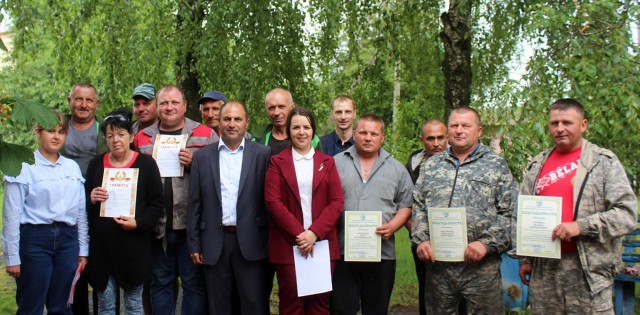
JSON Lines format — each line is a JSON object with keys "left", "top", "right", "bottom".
{"left": 104, "top": 114, "right": 128, "bottom": 122}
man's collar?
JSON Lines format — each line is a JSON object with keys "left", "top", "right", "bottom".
{"left": 219, "top": 137, "right": 245, "bottom": 152}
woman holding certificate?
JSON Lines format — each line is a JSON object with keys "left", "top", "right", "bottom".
{"left": 265, "top": 107, "right": 344, "bottom": 315}
{"left": 2, "top": 111, "right": 88, "bottom": 314}
{"left": 86, "top": 109, "right": 164, "bottom": 314}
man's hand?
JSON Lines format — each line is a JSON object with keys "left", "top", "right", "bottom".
{"left": 464, "top": 241, "right": 487, "bottom": 263}
{"left": 376, "top": 223, "right": 398, "bottom": 241}
{"left": 552, "top": 222, "right": 580, "bottom": 242}
{"left": 6, "top": 265, "right": 20, "bottom": 278}
{"left": 519, "top": 264, "right": 532, "bottom": 285}
{"left": 114, "top": 216, "right": 137, "bottom": 230}
{"left": 179, "top": 148, "right": 193, "bottom": 168}
{"left": 191, "top": 253, "right": 204, "bottom": 265}
{"left": 416, "top": 241, "right": 435, "bottom": 262}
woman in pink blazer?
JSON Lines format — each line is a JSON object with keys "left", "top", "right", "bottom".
{"left": 265, "top": 107, "right": 344, "bottom": 315}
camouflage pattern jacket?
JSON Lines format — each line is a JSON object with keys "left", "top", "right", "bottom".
{"left": 515, "top": 139, "right": 637, "bottom": 295}
{"left": 411, "top": 143, "right": 518, "bottom": 255}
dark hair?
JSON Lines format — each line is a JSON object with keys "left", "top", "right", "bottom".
{"left": 101, "top": 108, "right": 134, "bottom": 136}
{"left": 355, "top": 113, "right": 385, "bottom": 135}
{"left": 286, "top": 107, "right": 316, "bottom": 138}
{"left": 36, "top": 110, "right": 69, "bottom": 132}
{"left": 550, "top": 98, "right": 586, "bottom": 118}
{"left": 220, "top": 100, "right": 249, "bottom": 120}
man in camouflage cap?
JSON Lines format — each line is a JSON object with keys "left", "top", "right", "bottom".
{"left": 513, "top": 98, "right": 637, "bottom": 313}
{"left": 132, "top": 83, "right": 158, "bottom": 135}
{"left": 411, "top": 106, "right": 518, "bottom": 314}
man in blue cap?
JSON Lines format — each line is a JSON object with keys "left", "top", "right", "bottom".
{"left": 199, "top": 90, "right": 227, "bottom": 137}
{"left": 132, "top": 83, "right": 158, "bottom": 135}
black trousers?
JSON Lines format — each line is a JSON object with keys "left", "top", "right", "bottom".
{"left": 330, "top": 258, "right": 396, "bottom": 315}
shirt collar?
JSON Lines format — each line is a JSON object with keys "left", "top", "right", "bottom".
{"left": 219, "top": 137, "right": 245, "bottom": 153}
{"left": 34, "top": 149, "right": 62, "bottom": 166}
{"left": 292, "top": 147, "right": 315, "bottom": 161}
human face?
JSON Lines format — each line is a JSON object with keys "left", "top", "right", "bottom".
{"left": 332, "top": 100, "right": 356, "bottom": 132}
{"left": 220, "top": 103, "right": 249, "bottom": 150}
{"left": 549, "top": 108, "right": 587, "bottom": 153}
{"left": 290, "top": 114, "right": 313, "bottom": 153}
{"left": 420, "top": 123, "right": 447, "bottom": 157}
{"left": 36, "top": 125, "right": 66, "bottom": 157}
{"left": 354, "top": 120, "right": 385, "bottom": 156}
{"left": 157, "top": 88, "right": 187, "bottom": 130}
{"left": 68, "top": 87, "right": 98, "bottom": 124}
{"left": 105, "top": 124, "right": 133, "bottom": 158}
{"left": 447, "top": 111, "right": 482, "bottom": 155}
{"left": 265, "top": 92, "right": 294, "bottom": 129}
{"left": 133, "top": 96, "right": 157, "bottom": 125}
{"left": 201, "top": 100, "right": 223, "bottom": 130}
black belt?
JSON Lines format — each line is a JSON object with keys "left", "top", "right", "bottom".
{"left": 223, "top": 226, "right": 237, "bottom": 233}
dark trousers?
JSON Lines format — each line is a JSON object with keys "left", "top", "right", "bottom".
{"left": 330, "top": 258, "right": 396, "bottom": 315}
{"left": 411, "top": 244, "right": 427, "bottom": 315}
{"left": 203, "top": 230, "right": 270, "bottom": 315}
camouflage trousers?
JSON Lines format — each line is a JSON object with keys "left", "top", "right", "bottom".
{"left": 529, "top": 252, "right": 613, "bottom": 315}
{"left": 424, "top": 255, "right": 503, "bottom": 315}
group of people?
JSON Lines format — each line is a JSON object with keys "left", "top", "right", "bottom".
{"left": 1, "top": 80, "right": 637, "bottom": 315}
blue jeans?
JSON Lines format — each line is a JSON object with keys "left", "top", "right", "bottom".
{"left": 150, "top": 230, "right": 206, "bottom": 315}
{"left": 16, "top": 223, "right": 78, "bottom": 315}
{"left": 97, "top": 275, "right": 143, "bottom": 315}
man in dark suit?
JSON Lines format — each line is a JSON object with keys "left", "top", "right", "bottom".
{"left": 187, "top": 100, "right": 272, "bottom": 315}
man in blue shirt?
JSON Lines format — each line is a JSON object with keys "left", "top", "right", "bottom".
{"left": 320, "top": 95, "right": 356, "bottom": 156}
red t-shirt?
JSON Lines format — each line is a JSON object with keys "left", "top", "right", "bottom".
{"left": 535, "top": 147, "right": 581, "bottom": 253}
{"left": 103, "top": 152, "right": 139, "bottom": 168}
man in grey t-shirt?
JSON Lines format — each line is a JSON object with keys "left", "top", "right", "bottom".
{"left": 63, "top": 82, "right": 107, "bottom": 177}
{"left": 332, "top": 114, "right": 413, "bottom": 314}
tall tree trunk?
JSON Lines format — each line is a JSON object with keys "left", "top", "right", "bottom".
{"left": 392, "top": 58, "right": 401, "bottom": 148}
{"left": 176, "top": 0, "right": 204, "bottom": 121}
{"left": 440, "top": 0, "right": 473, "bottom": 120}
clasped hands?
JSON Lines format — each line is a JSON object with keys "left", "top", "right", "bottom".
{"left": 296, "top": 230, "right": 318, "bottom": 258}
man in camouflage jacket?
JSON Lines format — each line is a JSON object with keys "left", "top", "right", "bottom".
{"left": 411, "top": 107, "right": 518, "bottom": 314}
{"left": 513, "top": 99, "right": 637, "bottom": 314}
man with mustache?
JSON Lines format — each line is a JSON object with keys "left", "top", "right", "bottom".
{"left": 132, "top": 83, "right": 158, "bottom": 135}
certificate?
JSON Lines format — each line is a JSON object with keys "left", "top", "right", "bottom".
{"left": 516, "top": 195, "right": 561, "bottom": 259}
{"left": 100, "top": 168, "right": 139, "bottom": 218}
{"left": 152, "top": 134, "right": 188, "bottom": 177}
{"left": 428, "top": 207, "right": 467, "bottom": 262}
{"left": 344, "top": 211, "right": 382, "bottom": 262}
{"left": 293, "top": 240, "right": 332, "bottom": 297}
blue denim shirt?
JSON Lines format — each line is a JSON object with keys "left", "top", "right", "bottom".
{"left": 2, "top": 149, "right": 89, "bottom": 266}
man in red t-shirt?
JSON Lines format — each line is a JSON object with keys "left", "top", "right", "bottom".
{"left": 514, "top": 98, "right": 637, "bottom": 314}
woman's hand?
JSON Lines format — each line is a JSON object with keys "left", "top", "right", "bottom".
{"left": 114, "top": 215, "right": 137, "bottom": 230}
{"left": 6, "top": 265, "right": 20, "bottom": 278}
{"left": 91, "top": 187, "right": 109, "bottom": 204}
{"left": 296, "top": 230, "right": 318, "bottom": 258}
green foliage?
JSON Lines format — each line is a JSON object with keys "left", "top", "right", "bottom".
{"left": 498, "top": 0, "right": 640, "bottom": 189}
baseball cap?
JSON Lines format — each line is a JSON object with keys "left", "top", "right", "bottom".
{"left": 198, "top": 91, "right": 227, "bottom": 105}
{"left": 132, "top": 83, "right": 156, "bottom": 100}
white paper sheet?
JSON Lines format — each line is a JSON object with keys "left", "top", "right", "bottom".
{"left": 293, "top": 240, "right": 332, "bottom": 297}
